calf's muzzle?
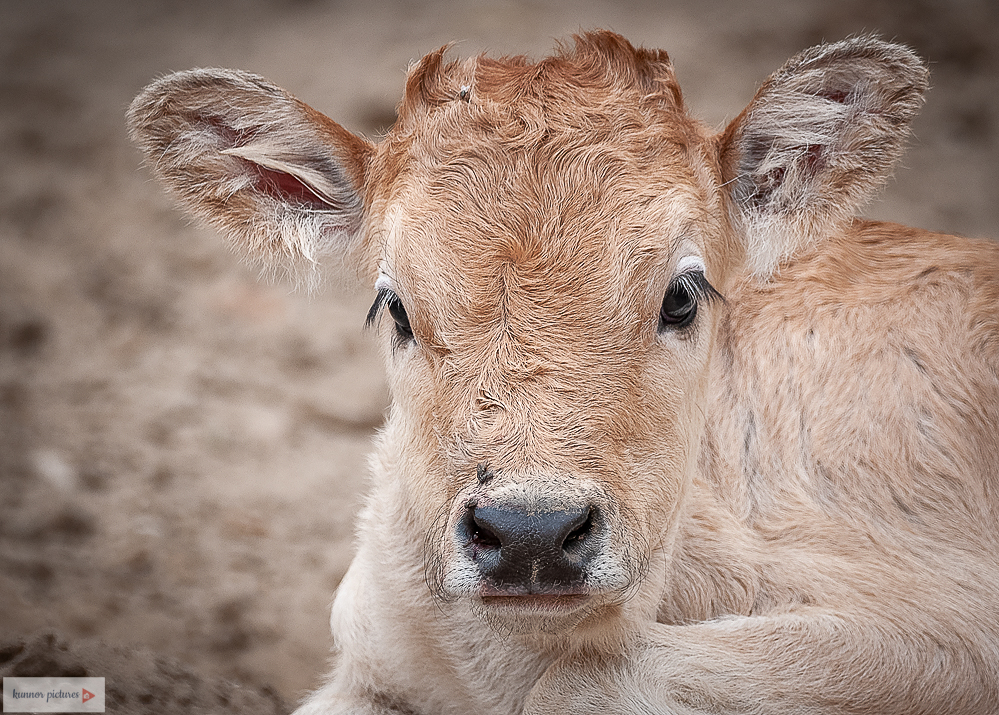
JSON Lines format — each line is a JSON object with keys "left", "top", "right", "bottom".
{"left": 459, "top": 500, "right": 601, "bottom": 595}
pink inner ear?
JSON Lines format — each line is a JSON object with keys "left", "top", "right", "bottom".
{"left": 251, "top": 164, "right": 332, "bottom": 210}
{"left": 186, "top": 111, "right": 334, "bottom": 210}
{"left": 819, "top": 88, "right": 850, "bottom": 104}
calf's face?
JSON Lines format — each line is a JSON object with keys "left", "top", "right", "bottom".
{"left": 374, "top": 98, "right": 729, "bottom": 630}
{"left": 127, "top": 32, "right": 928, "bottom": 635}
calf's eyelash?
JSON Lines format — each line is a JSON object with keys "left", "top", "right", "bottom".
{"left": 672, "top": 270, "right": 724, "bottom": 304}
{"left": 365, "top": 287, "right": 396, "bottom": 328}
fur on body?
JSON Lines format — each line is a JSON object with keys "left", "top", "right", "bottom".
{"left": 128, "top": 32, "right": 999, "bottom": 714}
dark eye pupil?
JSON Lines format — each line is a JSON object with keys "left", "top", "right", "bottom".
{"left": 659, "top": 282, "right": 696, "bottom": 330}
{"left": 387, "top": 295, "right": 413, "bottom": 340}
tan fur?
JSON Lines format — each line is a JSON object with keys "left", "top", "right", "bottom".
{"left": 128, "top": 32, "right": 999, "bottom": 714}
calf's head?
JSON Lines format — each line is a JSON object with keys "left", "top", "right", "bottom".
{"left": 128, "top": 32, "right": 927, "bottom": 635}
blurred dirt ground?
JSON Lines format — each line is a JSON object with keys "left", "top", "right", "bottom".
{"left": 1, "top": 0, "right": 997, "bottom": 711}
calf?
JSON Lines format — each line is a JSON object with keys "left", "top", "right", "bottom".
{"left": 128, "top": 32, "right": 999, "bottom": 714}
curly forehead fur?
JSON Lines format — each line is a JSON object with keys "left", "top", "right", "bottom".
{"left": 397, "top": 32, "right": 686, "bottom": 129}
{"left": 379, "top": 32, "right": 709, "bottom": 201}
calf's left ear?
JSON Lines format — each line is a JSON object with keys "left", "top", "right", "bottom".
{"left": 127, "top": 68, "right": 375, "bottom": 273}
{"left": 719, "top": 36, "right": 929, "bottom": 277}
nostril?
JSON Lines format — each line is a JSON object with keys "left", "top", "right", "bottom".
{"left": 462, "top": 504, "right": 502, "bottom": 550}
{"left": 561, "top": 507, "right": 594, "bottom": 553}
{"left": 470, "top": 515, "right": 502, "bottom": 549}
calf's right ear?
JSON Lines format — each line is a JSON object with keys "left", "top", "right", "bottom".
{"left": 127, "top": 68, "right": 375, "bottom": 271}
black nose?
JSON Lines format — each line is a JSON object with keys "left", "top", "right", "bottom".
{"left": 459, "top": 502, "right": 599, "bottom": 594}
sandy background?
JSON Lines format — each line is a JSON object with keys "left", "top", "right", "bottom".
{"left": 1, "top": 0, "right": 997, "bottom": 711}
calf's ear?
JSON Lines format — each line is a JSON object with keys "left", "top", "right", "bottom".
{"left": 719, "top": 36, "right": 929, "bottom": 277}
{"left": 127, "top": 68, "right": 375, "bottom": 272}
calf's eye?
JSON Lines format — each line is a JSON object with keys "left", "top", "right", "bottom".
{"left": 659, "top": 281, "right": 697, "bottom": 329}
{"left": 386, "top": 293, "right": 413, "bottom": 341}
{"left": 658, "top": 270, "right": 723, "bottom": 333}
{"left": 366, "top": 287, "right": 415, "bottom": 343}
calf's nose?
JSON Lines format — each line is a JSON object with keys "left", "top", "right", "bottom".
{"left": 460, "top": 501, "right": 599, "bottom": 594}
